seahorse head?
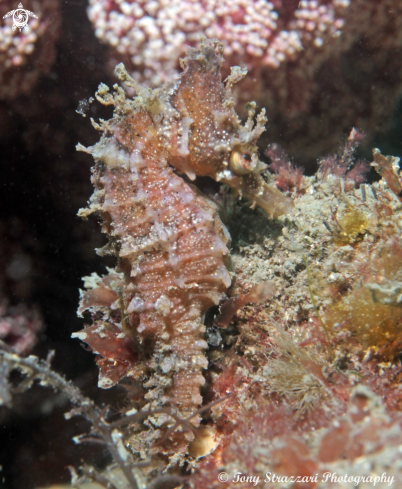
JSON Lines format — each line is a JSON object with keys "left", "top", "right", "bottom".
{"left": 166, "top": 39, "right": 294, "bottom": 218}
{"left": 110, "top": 38, "right": 293, "bottom": 218}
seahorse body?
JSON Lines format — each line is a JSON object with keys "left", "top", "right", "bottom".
{"left": 74, "top": 39, "right": 292, "bottom": 461}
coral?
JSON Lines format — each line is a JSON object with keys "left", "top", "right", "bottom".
{"left": 261, "top": 325, "right": 332, "bottom": 413}
{"left": 0, "top": 0, "right": 61, "bottom": 100}
{"left": 87, "top": 0, "right": 349, "bottom": 87}
{"left": 186, "top": 141, "right": 402, "bottom": 488}
{"left": 266, "top": 144, "right": 305, "bottom": 195}
{"left": 0, "top": 218, "right": 44, "bottom": 355}
{"left": 87, "top": 0, "right": 288, "bottom": 86}
{"left": 205, "top": 136, "right": 402, "bottom": 428}
{"left": 74, "top": 39, "right": 292, "bottom": 465}
{"left": 319, "top": 149, "right": 402, "bottom": 359}
{"left": 258, "top": 0, "right": 402, "bottom": 160}
{"left": 371, "top": 148, "right": 402, "bottom": 203}
{"left": 192, "top": 386, "right": 402, "bottom": 489}
{"left": 317, "top": 128, "right": 366, "bottom": 184}
{"left": 0, "top": 301, "right": 42, "bottom": 355}
{"left": 87, "top": 0, "right": 402, "bottom": 160}
{"left": 229, "top": 145, "right": 402, "bottom": 355}
{"left": 326, "top": 281, "right": 402, "bottom": 360}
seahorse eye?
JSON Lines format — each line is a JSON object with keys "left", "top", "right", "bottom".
{"left": 229, "top": 146, "right": 257, "bottom": 175}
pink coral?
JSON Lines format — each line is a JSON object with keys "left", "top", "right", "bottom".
{"left": 193, "top": 386, "right": 402, "bottom": 489}
{"left": 0, "top": 0, "right": 61, "bottom": 100}
{"left": 87, "top": 0, "right": 349, "bottom": 86}
{"left": 318, "top": 127, "right": 369, "bottom": 188}
{"left": 257, "top": 0, "right": 402, "bottom": 160}
{"left": 266, "top": 144, "right": 305, "bottom": 195}
{"left": 87, "top": 0, "right": 402, "bottom": 160}
{"left": 87, "top": 0, "right": 280, "bottom": 85}
{"left": 0, "top": 301, "right": 42, "bottom": 355}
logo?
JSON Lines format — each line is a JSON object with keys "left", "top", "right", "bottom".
{"left": 3, "top": 3, "right": 38, "bottom": 32}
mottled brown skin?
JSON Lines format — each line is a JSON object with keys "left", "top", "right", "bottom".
{"left": 75, "top": 40, "right": 292, "bottom": 463}
{"left": 169, "top": 44, "right": 232, "bottom": 177}
{"left": 168, "top": 41, "right": 294, "bottom": 217}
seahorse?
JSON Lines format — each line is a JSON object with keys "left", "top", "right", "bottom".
{"left": 74, "top": 39, "right": 293, "bottom": 462}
